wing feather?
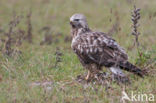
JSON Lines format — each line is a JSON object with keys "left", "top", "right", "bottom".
{"left": 72, "top": 31, "right": 128, "bottom": 67}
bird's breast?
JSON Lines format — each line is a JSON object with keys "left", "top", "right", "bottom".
{"left": 71, "top": 37, "right": 78, "bottom": 51}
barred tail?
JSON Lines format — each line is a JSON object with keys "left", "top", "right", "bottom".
{"left": 119, "top": 61, "right": 145, "bottom": 77}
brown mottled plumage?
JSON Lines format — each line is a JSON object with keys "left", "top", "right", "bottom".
{"left": 70, "top": 14, "right": 144, "bottom": 80}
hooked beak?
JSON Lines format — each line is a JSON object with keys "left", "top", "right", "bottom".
{"left": 70, "top": 21, "right": 76, "bottom": 28}
{"left": 70, "top": 21, "right": 73, "bottom": 25}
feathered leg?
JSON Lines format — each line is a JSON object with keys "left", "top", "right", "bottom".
{"left": 110, "top": 67, "right": 125, "bottom": 77}
{"left": 85, "top": 64, "right": 100, "bottom": 81}
{"left": 110, "top": 67, "right": 130, "bottom": 83}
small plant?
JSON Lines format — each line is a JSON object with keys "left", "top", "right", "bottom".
{"left": 25, "top": 11, "right": 33, "bottom": 43}
{"left": 15, "top": 29, "right": 25, "bottom": 46}
{"left": 54, "top": 47, "right": 63, "bottom": 68}
{"left": 130, "top": 6, "right": 156, "bottom": 75}
{"left": 2, "top": 14, "right": 23, "bottom": 56}
{"left": 131, "top": 5, "right": 141, "bottom": 48}
{"left": 40, "top": 26, "right": 53, "bottom": 45}
{"left": 131, "top": 5, "right": 144, "bottom": 62}
{"left": 40, "top": 34, "right": 53, "bottom": 45}
{"left": 135, "top": 49, "right": 152, "bottom": 66}
{"left": 39, "top": 27, "right": 62, "bottom": 45}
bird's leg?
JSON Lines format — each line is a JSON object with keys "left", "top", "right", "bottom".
{"left": 85, "top": 70, "right": 91, "bottom": 80}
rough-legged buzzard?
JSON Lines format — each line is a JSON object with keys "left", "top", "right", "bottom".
{"left": 70, "top": 13, "right": 144, "bottom": 80}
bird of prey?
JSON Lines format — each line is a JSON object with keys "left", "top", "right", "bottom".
{"left": 69, "top": 13, "right": 144, "bottom": 81}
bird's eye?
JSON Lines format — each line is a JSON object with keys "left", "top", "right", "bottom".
{"left": 74, "top": 19, "right": 79, "bottom": 21}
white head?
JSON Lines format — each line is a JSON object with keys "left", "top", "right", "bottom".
{"left": 70, "top": 13, "right": 89, "bottom": 29}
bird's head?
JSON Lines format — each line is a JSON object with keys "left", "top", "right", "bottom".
{"left": 70, "top": 13, "right": 89, "bottom": 29}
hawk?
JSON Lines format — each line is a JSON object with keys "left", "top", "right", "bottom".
{"left": 70, "top": 13, "right": 144, "bottom": 81}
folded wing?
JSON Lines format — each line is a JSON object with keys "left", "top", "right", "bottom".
{"left": 72, "top": 31, "right": 128, "bottom": 67}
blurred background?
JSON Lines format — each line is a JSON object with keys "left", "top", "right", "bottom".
{"left": 0, "top": 0, "right": 156, "bottom": 48}
{"left": 0, "top": 0, "right": 156, "bottom": 103}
